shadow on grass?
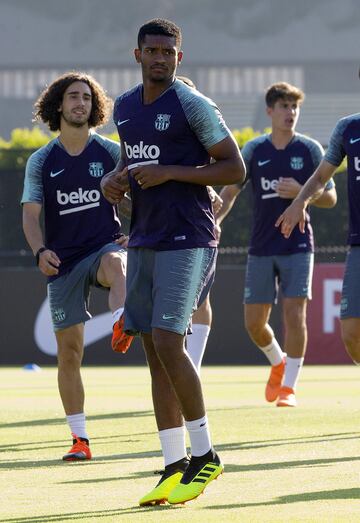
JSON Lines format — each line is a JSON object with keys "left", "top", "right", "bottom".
{"left": 0, "top": 504, "right": 183, "bottom": 523}
{"left": 0, "top": 431, "right": 157, "bottom": 452}
{"left": 1, "top": 431, "right": 359, "bottom": 470}
{"left": 224, "top": 455, "right": 360, "bottom": 473}
{"left": 0, "top": 410, "right": 153, "bottom": 429}
{"left": 0, "top": 448, "right": 164, "bottom": 470}
{"left": 207, "top": 487, "right": 360, "bottom": 509}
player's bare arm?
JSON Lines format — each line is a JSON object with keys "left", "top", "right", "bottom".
{"left": 130, "top": 135, "right": 245, "bottom": 189}
{"left": 275, "top": 160, "right": 337, "bottom": 238}
{"left": 207, "top": 186, "right": 223, "bottom": 214}
{"left": 276, "top": 176, "right": 337, "bottom": 208}
{"left": 216, "top": 184, "right": 241, "bottom": 225}
{"left": 22, "top": 202, "right": 60, "bottom": 276}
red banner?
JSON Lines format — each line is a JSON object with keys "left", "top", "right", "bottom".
{"left": 306, "top": 263, "right": 352, "bottom": 364}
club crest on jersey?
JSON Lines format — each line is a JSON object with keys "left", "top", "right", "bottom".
{"left": 88, "top": 162, "right": 104, "bottom": 177}
{"left": 155, "top": 114, "right": 171, "bottom": 131}
{"left": 290, "top": 157, "right": 304, "bottom": 170}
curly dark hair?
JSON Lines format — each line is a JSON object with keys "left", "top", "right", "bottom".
{"left": 138, "top": 18, "right": 182, "bottom": 49}
{"left": 33, "top": 71, "right": 112, "bottom": 131}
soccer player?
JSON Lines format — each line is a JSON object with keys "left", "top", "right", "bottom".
{"left": 21, "top": 72, "right": 132, "bottom": 461}
{"left": 101, "top": 18, "right": 245, "bottom": 505}
{"left": 216, "top": 82, "right": 337, "bottom": 407}
{"left": 276, "top": 73, "right": 360, "bottom": 366}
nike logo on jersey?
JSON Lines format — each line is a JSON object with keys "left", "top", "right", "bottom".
{"left": 117, "top": 119, "right": 130, "bottom": 126}
{"left": 50, "top": 169, "right": 65, "bottom": 177}
{"left": 258, "top": 160, "right": 271, "bottom": 167}
{"left": 350, "top": 137, "right": 360, "bottom": 144}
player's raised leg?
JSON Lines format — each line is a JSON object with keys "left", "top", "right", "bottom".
{"left": 96, "top": 249, "right": 133, "bottom": 353}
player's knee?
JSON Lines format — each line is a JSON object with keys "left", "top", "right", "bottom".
{"left": 341, "top": 325, "right": 360, "bottom": 364}
{"left": 57, "top": 342, "right": 83, "bottom": 368}
{"left": 245, "top": 316, "right": 264, "bottom": 339}
{"left": 99, "top": 252, "right": 126, "bottom": 286}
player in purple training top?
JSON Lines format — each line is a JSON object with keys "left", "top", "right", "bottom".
{"left": 277, "top": 70, "right": 360, "bottom": 367}
{"left": 101, "top": 18, "right": 245, "bottom": 506}
{"left": 216, "top": 82, "right": 336, "bottom": 407}
{"left": 22, "top": 72, "right": 132, "bottom": 461}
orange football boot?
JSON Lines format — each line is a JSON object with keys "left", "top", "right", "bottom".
{"left": 265, "top": 355, "right": 286, "bottom": 402}
{"left": 62, "top": 434, "right": 92, "bottom": 461}
{"left": 112, "top": 314, "right": 134, "bottom": 353}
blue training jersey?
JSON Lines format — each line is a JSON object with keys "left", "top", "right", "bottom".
{"left": 241, "top": 132, "right": 333, "bottom": 256}
{"left": 113, "top": 78, "right": 231, "bottom": 250}
{"left": 21, "top": 132, "right": 122, "bottom": 279}
{"left": 325, "top": 113, "right": 360, "bottom": 246}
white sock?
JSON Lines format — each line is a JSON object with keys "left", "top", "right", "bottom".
{"left": 159, "top": 426, "right": 187, "bottom": 467}
{"left": 185, "top": 415, "right": 211, "bottom": 457}
{"left": 283, "top": 356, "right": 304, "bottom": 390}
{"left": 259, "top": 338, "right": 284, "bottom": 366}
{"left": 186, "top": 324, "right": 211, "bottom": 371}
{"left": 112, "top": 307, "right": 124, "bottom": 325}
{"left": 66, "top": 413, "right": 88, "bottom": 440}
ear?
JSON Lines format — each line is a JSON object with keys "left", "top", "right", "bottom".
{"left": 266, "top": 106, "right": 272, "bottom": 118}
{"left": 178, "top": 50, "right": 183, "bottom": 64}
{"left": 134, "top": 48, "right": 141, "bottom": 63}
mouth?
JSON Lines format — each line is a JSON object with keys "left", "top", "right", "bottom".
{"left": 151, "top": 65, "right": 167, "bottom": 72}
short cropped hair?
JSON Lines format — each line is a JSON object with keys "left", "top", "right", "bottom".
{"left": 34, "top": 71, "right": 112, "bottom": 131}
{"left": 265, "top": 82, "right": 305, "bottom": 108}
{"left": 138, "top": 18, "right": 182, "bottom": 49}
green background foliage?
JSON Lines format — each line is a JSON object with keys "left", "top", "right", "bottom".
{"left": 0, "top": 127, "right": 349, "bottom": 259}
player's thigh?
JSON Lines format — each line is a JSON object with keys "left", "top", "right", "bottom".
{"left": 48, "top": 267, "right": 91, "bottom": 331}
{"left": 123, "top": 248, "right": 155, "bottom": 335}
{"left": 277, "top": 252, "right": 314, "bottom": 299}
{"left": 93, "top": 244, "right": 127, "bottom": 288}
{"left": 244, "top": 255, "right": 277, "bottom": 304}
{"left": 340, "top": 246, "right": 360, "bottom": 319}
{"left": 192, "top": 294, "right": 211, "bottom": 324}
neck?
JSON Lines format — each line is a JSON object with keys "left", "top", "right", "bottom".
{"left": 59, "top": 123, "right": 91, "bottom": 155}
{"left": 270, "top": 128, "right": 295, "bottom": 150}
{"left": 142, "top": 77, "right": 174, "bottom": 105}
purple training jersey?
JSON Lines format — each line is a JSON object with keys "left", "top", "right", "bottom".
{"left": 21, "top": 133, "right": 122, "bottom": 279}
{"left": 241, "top": 133, "right": 333, "bottom": 256}
{"left": 113, "top": 79, "right": 231, "bottom": 250}
{"left": 325, "top": 113, "right": 360, "bottom": 245}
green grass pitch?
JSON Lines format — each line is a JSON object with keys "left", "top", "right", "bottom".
{"left": 0, "top": 365, "right": 359, "bottom": 522}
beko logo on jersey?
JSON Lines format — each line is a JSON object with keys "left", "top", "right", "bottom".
{"left": 260, "top": 177, "right": 279, "bottom": 199}
{"left": 124, "top": 141, "right": 160, "bottom": 160}
{"left": 56, "top": 188, "right": 101, "bottom": 215}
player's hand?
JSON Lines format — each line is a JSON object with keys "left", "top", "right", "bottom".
{"left": 208, "top": 187, "right": 223, "bottom": 213}
{"left": 115, "top": 234, "right": 129, "bottom": 248}
{"left": 101, "top": 167, "right": 129, "bottom": 204}
{"left": 130, "top": 164, "right": 170, "bottom": 189}
{"left": 214, "top": 222, "right": 222, "bottom": 242}
{"left": 38, "top": 249, "right": 61, "bottom": 276}
{"left": 275, "top": 199, "right": 306, "bottom": 238}
{"left": 276, "top": 177, "right": 302, "bottom": 199}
